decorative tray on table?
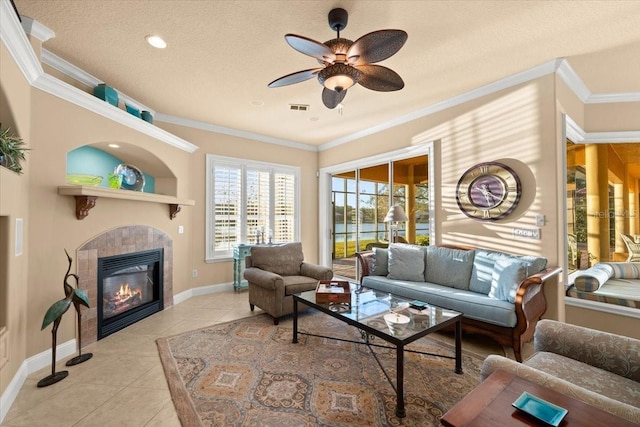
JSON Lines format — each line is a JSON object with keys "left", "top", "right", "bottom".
{"left": 315, "top": 280, "right": 351, "bottom": 305}
{"left": 512, "top": 391, "right": 568, "bottom": 426}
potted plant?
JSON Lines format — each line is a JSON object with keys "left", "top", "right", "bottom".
{"left": 0, "top": 125, "right": 30, "bottom": 174}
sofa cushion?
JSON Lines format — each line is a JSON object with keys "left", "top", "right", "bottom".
{"left": 470, "top": 249, "right": 547, "bottom": 294}
{"left": 425, "top": 246, "right": 475, "bottom": 289}
{"left": 574, "top": 263, "right": 613, "bottom": 292}
{"left": 488, "top": 257, "right": 528, "bottom": 303}
{"left": 250, "top": 242, "right": 304, "bottom": 276}
{"left": 362, "top": 275, "right": 517, "bottom": 327}
{"left": 372, "top": 247, "right": 389, "bottom": 276}
{"left": 387, "top": 244, "right": 426, "bottom": 282}
{"left": 282, "top": 275, "right": 320, "bottom": 295}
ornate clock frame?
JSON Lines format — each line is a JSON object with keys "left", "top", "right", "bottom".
{"left": 455, "top": 161, "right": 522, "bottom": 221}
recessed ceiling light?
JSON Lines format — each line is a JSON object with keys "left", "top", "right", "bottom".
{"left": 108, "top": 144, "right": 120, "bottom": 148}
{"left": 309, "top": 117, "right": 319, "bottom": 122}
{"left": 146, "top": 35, "right": 167, "bottom": 49}
{"left": 250, "top": 100, "right": 264, "bottom": 107}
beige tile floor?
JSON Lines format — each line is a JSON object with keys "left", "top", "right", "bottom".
{"left": 2, "top": 289, "right": 260, "bottom": 427}
{"left": 2, "top": 289, "right": 523, "bottom": 426}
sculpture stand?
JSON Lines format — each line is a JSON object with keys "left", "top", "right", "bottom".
{"left": 37, "top": 321, "right": 68, "bottom": 387}
{"left": 66, "top": 310, "right": 92, "bottom": 366}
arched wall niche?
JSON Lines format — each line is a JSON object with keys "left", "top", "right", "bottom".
{"left": 66, "top": 141, "right": 177, "bottom": 196}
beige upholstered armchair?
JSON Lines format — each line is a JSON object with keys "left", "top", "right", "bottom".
{"left": 481, "top": 320, "right": 640, "bottom": 423}
{"left": 244, "top": 242, "right": 333, "bottom": 324}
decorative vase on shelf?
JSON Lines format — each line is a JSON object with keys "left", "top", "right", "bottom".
{"left": 125, "top": 103, "right": 141, "bottom": 118}
{"left": 108, "top": 173, "right": 123, "bottom": 189}
{"left": 141, "top": 111, "right": 153, "bottom": 123}
{"left": 93, "top": 84, "right": 118, "bottom": 107}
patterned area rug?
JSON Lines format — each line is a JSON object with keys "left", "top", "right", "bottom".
{"left": 156, "top": 310, "right": 487, "bottom": 426}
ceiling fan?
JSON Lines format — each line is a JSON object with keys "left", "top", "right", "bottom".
{"left": 268, "top": 8, "right": 408, "bottom": 109}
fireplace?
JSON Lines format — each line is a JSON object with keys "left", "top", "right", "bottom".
{"left": 77, "top": 225, "right": 173, "bottom": 347}
{"left": 97, "top": 249, "right": 163, "bottom": 339}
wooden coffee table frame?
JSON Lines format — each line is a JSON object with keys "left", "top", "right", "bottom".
{"left": 292, "top": 289, "right": 463, "bottom": 418}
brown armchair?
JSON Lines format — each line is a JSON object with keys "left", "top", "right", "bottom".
{"left": 244, "top": 242, "right": 333, "bottom": 324}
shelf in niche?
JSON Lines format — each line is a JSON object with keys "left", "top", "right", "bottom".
{"left": 57, "top": 185, "right": 194, "bottom": 220}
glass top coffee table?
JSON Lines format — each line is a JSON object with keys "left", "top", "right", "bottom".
{"left": 292, "top": 284, "right": 463, "bottom": 418}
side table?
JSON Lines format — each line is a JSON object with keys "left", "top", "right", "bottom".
{"left": 441, "top": 369, "right": 636, "bottom": 426}
{"left": 232, "top": 244, "right": 252, "bottom": 292}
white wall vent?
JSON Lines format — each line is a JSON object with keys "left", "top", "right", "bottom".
{"left": 289, "top": 104, "right": 309, "bottom": 111}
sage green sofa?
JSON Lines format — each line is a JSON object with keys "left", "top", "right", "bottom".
{"left": 481, "top": 319, "right": 640, "bottom": 424}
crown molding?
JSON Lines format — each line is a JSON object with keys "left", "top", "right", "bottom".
{"left": 32, "top": 74, "right": 198, "bottom": 152}
{"left": 320, "top": 59, "right": 563, "bottom": 151}
{"left": 564, "top": 115, "right": 585, "bottom": 142}
{"left": 583, "top": 131, "right": 640, "bottom": 143}
{"left": 557, "top": 59, "right": 640, "bottom": 104}
{"left": 154, "top": 114, "right": 317, "bottom": 152}
{"left": 0, "top": 0, "right": 42, "bottom": 84}
{"left": 587, "top": 92, "right": 640, "bottom": 104}
{"left": 41, "top": 48, "right": 155, "bottom": 114}
{"left": 3, "top": 5, "right": 638, "bottom": 152}
{"left": 0, "top": 5, "right": 194, "bottom": 153}
{"left": 565, "top": 114, "right": 639, "bottom": 143}
{"left": 556, "top": 60, "right": 591, "bottom": 103}
{"left": 20, "top": 16, "right": 55, "bottom": 42}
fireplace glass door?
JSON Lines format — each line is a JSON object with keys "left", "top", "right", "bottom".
{"left": 98, "top": 249, "right": 163, "bottom": 339}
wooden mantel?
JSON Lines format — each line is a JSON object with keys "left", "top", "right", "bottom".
{"left": 57, "top": 185, "right": 195, "bottom": 220}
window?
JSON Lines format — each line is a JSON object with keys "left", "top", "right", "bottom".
{"left": 206, "top": 155, "right": 300, "bottom": 260}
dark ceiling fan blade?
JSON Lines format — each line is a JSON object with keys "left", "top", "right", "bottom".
{"left": 268, "top": 68, "right": 322, "bottom": 88}
{"left": 285, "top": 34, "right": 336, "bottom": 62}
{"left": 322, "top": 87, "right": 347, "bottom": 109}
{"left": 347, "top": 30, "right": 408, "bottom": 65}
{"left": 355, "top": 65, "right": 404, "bottom": 91}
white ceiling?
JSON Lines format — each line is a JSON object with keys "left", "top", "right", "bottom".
{"left": 13, "top": 0, "right": 640, "bottom": 147}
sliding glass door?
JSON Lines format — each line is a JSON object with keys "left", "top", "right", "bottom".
{"left": 330, "top": 155, "right": 429, "bottom": 279}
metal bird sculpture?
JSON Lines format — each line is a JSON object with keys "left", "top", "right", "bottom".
{"left": 63, "top": 249, "right": 93, "bottom": 366}
{"left": 38, "top": 250, "right": 91, "bottom": 387}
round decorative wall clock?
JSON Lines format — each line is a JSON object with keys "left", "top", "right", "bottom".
{"left": 456, "top": 161, "right": 521, "bottom": 221}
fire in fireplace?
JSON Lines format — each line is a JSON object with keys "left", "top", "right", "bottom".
{"left": 97, "top": 249, "right": 163, "bottom": 339}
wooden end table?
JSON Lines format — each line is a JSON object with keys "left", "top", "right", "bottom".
{"left": 441, "top": 369, "right": 637, "bottom": 426}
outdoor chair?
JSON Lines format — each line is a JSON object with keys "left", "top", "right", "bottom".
{"left": 620, "top": 233, "right": 640, "bottom": 262}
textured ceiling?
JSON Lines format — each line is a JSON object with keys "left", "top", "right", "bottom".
{"left": 13, "top": 0, "right": 640, "bottom": 146}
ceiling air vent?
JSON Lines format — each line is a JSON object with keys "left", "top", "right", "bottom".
{"left": 289, "top": 104, "right": 309, "bottom": 111}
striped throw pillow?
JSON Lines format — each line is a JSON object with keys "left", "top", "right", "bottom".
{"left": 598, "top": 262, "right": 639, "bottom": 279}
{"left": 573, "top": 264, "right": 613, "bottom": 292}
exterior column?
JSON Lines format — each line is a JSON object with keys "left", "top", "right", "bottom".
{"left": 407, "top": 165, "right": 416, "bottom": 243}
{"left": 614, "top": 183, "right": 625, "bottom": 254}
{"left": 585, "top": 144, "right": 610, "bottom": 263}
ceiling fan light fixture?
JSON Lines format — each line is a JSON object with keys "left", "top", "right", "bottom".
{"left": 318, "top": 64, "right": 362, "bottom": 92}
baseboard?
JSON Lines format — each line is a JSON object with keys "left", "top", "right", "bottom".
{"left": 2, "top": 283, "right": 236, "bottom": 422}
{"left": 173, "top": 282, "right": 234, "bottom": 305}
{"left": 0, "top": 339, "right": 76, "bottom": 423}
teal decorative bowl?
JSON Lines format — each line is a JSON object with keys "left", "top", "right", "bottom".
{"left": 93, "top": 84, "right": 118, "bottom": 107}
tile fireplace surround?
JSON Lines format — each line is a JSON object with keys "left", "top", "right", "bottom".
{"left": 77, "top": 225, "right": 173, "bottom": 347}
